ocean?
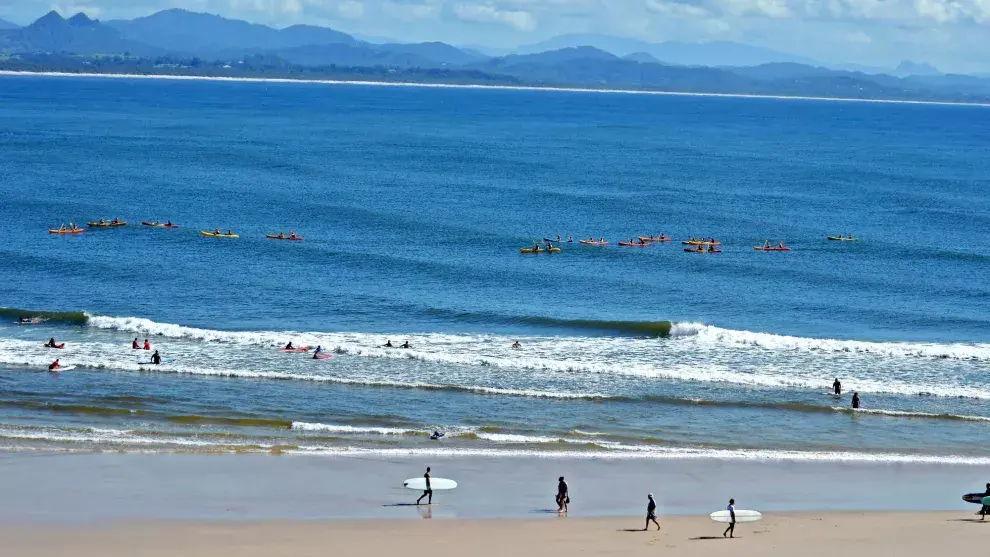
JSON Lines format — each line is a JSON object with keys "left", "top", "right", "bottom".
{"left": 1, "top": 74, "right": 989, "bottom": 464}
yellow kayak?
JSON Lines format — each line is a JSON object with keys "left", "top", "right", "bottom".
{"left": 520, "top": 247, "right": 560, "bottom": 253}
{"left": 201, "top": 231, "right": 239, "bottom": 238}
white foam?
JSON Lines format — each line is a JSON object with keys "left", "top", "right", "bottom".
{"left": 291, "top": 422, "right": 414, "bottom": 435}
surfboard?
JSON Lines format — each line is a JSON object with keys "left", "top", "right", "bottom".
{"left": 137, "top": 359, "right": 175, "bottom": 365}
{"left": 962, "top": 493, "right": 989, "bottom": 505}
{"left": 404, "top": 477, "right": 457, "bottom": 491}
{"left": 710, "top": 509, "right": 762, "bottom": 523}
{"left": 49, "top": 365, "right": 76, "bottom": 372}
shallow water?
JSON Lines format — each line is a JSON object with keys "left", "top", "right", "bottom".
{"left": 1, "top": 75, "right": 988, "bottom": 462}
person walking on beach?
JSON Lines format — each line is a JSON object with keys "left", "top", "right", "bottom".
{"left": 416, "top": 467, "right": 432, "bottom": 505}
{"left": 852, "top": 392, "right": 861, "bottom": 409}
{"left": 556, "top": 476, "right": 569, "bottom": 513}
{"left": 645, "top": 494, "right": 660, "bottom": 530}
{"left": 723, "top": 498, "right": 736, "bottom": 538}
{"left": 832, "top": 378, "right": 842, "bottom": 395}
{"left": 980, "top": 482, "right": 990, "bottom": 520}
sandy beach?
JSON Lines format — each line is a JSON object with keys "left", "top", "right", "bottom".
{"left": 4, "top": 511, "right": 987, "bottom": 557}
{"left": 2, "top": 70, "right": 989, "bottom": 108}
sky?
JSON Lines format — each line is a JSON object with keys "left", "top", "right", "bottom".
{"left": 1, "top": 1, "right": 989, "bottom": 72}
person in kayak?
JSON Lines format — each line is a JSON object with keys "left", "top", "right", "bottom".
{"left": 45, "top": 338, "right": 58, "bottom": 348}
{"left": 214, "top": 228, "right": 221, "bottom": 235}
{"left": 99, "top": 218, "right": 106, "bottom": 225}
{"left": 226, "top": 229, "right": 233, "bottom": 236}
{"left": 708, "top": 244, "right": 716, "bottom": 252}
{"left": 512, "top": 340, "right": 521, "bottom": 349}
{"left": 852, "top": 392, "right": 861, "bottom": 409}
{"left": 778, "top": 241, "right": 786, "bottom": 249}
{"left": 833, "top": 378, "right": 842, "bottom": 395}
{"left": 132, "top": 338, "right": 140, "bottom": 349}
{"left": 290, "top": 230, "right": 297, "bottom": 239}
{"left": 277, "top": 232, "right": 285, "bottom": 239}
{"left": 166, "top": 220, "right": 173, "bottom": 227}
{"left": 143, "top": 339, "right": 151, "bottom": 350}
{"left": 151, "top": 350, "right": 162, "bottom": 365}
{"left": 285, "top": 342, "right": 294, "bottom": 350}
{"left": 48, "top": 359, "right": 60, "bottom": 371}
{"left": 113, "top": 217, "right": 120, "bottom": 224}
{"left": 383, "top": 340, "right": 393, "bottom": 348}
{"left": 401, "top": 340, "right": 412, "bottom": 349}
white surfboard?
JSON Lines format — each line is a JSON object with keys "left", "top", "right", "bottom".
{"left": 710, "top": 509, "right": 762, "bottom": 523}
{"left": 50, "top": 365, "right": 76, "bottom": 372}
{"left": 404, "top": 477, "right": 457, "bottom": 491}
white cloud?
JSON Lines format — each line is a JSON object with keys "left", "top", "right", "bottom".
{"left": 453, "top": 2, "right": 536, "bottom": 30}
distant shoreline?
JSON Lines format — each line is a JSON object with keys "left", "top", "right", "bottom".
{"left": 3, "top": 69, "right": 989, "bottom": 108}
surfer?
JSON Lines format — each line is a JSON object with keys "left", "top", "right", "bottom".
{"left": 401, "top": 340, "right": 412, "bottom": 349}
{"left": 430, "top": 431, "right": 444, "bottom": 440}
{"left": 151, "top": 350, "right": 161, "bottom": 365}
{"left": 131, "top": 338, "right": 140, "bottom": 349}
{"left": 511, "top": 340, "right": 521, "bottom": 349}
{"left": 312, "top": 346, "right": 323, "bottom": 359}
{"left": 415, "top": 467, "right": 432, "bottom": 505}
{"left": 285, "top": 342, "right": 294, "bottom": 350}
{"left": 723, "top": 499, "right": 736, "bottom": 538}
{"left": 143, "top": 339, "right": 151, "bottom": 350}
{"left": 45, "top": 338, "right": 58, "bottom": 348}
{"left": 645, "top": 494, "right": 660, "bottom": 530}
{"left": 48, "top": 359, "right": 60, "bottom": 371}
{"left": 981, "top": 483, "right": 990, "bottom": 519}
{"left": 383, "top": 340, "right": 393, "bottom": 348}
{"left": 852, "top": 392, "right": 861, "bottom": 409}
{"left": 833, "top": 378, "right": 842, "bottom": 395}
{"left": 556, "top": 476, "right": 569, "bottom": 513}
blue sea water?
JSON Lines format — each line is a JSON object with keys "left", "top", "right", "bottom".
{"left": 0, "top": 74, "right": 989, "bottom": 462}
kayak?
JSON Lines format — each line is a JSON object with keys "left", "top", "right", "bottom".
{"left": 685, "top": 248, "right": 722, "bottom": 253}
{"left": 279, "top": 346, "right": 310, "bottom": 352}
{"left": 49, "top": 365, "right": 76, "bottom": 372}
{"left": 578, "top": 240, "right": 609, "bottom": 246}
{"left": 43, "top": 343, "right": 65, "bottom": 349}
{"left": 49, "top": 228, "right": 84, "bottom": 234}
{"left": 265, "top": 234, "right": 304, "bottom": 241}
{"left": 639, "top": 236, "right": 671, "bottom": 243}
{"left": 618, "top": 242, "right": 650, "bottom": 247}
{"left": 143, "top": 221, "right": 180, "bottom": 229}
{"left": 87, "top": 221, "right": 126, "bottom": 227}
{"left": 201, "top": 231, "right": 239, "bottom": 238}
{"left": 520, "top": 248, "right": 560, "bottom": 253}
{"left": 827, "top": 236, "right": 858, "bottom": 241}
{"left": 682, "top": 240, "right": 721, "bottom": 246}
{"left": 754, "top": 246, "right": 791, "bottom": 251}
{"left": 312, "top": 353, "right": 332, "bottom": 360}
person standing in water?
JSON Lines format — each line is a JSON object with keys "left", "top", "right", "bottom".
{"left": 151, "top": 350, "right": 161, "bottom": 365}
{"left": 416, "top": 467, "right": 433, "bottom": 505}
{"left": 556, "top": 476, "right": 569, "bottom": 513}
{"left": 833, "top": 378, "right": 842, "bottom": 395}
{"left": 723, "top": 498, "right": 736, "bottom": 538}
{"left": 852, "top": 392, "right": 861, "bottom": 409}
{"left": 645, "top": 493, "right": 660, "bottom": 530}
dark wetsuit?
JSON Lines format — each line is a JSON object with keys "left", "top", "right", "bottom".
{"left": 416, "top": 470, "right": 432, "bottom": 505}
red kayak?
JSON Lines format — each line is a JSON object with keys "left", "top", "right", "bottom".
{"left": 143, "top": 221, "right": 180, "bottom": 229}
{"left": 43, "top": 343, "right": 65, "bottom": 349}
{"left": 279, "top": 346, "right": 310, "bottom": 352}
{"left": 618, "top": 242, "right": 651, "bottom": 247}
{"left": 312, "top": 353, "right": 332, "bottom": 360}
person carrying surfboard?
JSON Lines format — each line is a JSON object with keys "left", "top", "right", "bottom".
{"left": 981, "top": 483, "right": 990, "bottom": 520}
{"left": 416, "top": 467, "right": 432, "bottom": 505}
{"left": 723, "top": 499, "right": 736, "bottom": 538}
{"left": 645, "top": 494, "right": 660, "bottom": 530}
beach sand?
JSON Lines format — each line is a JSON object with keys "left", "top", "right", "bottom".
{"left": 3, "top": 511, "right": 987, "bottom": 557}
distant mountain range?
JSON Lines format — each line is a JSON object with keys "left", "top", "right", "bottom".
{"left": 0, "top": 17, "right": 18, "bottom": 30}
{"left": 1, "top": 9, "right": 982, "bottom": 103}
{"left": 515, "top": 34, "right": 822, "bottom": 67}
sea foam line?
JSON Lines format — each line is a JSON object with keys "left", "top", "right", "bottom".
{"left": 2, "top": 70, "right": 989, "bottom": 108}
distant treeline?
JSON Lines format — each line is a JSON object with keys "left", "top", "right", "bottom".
{"left": 0, "top": 53, "right": 523, "bottom": 86}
